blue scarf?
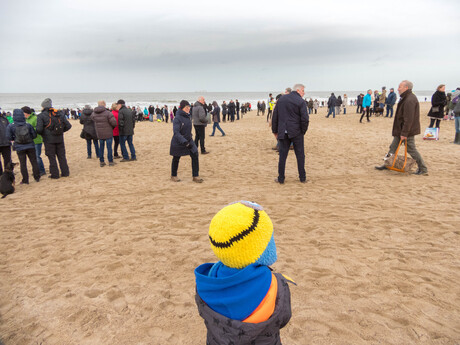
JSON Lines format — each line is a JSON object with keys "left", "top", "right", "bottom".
{"left": 195, "top": 262, "right": 272, "bottom": 321}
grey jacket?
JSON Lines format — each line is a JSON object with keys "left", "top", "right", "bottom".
{"left": 195, "top": 273, "right": 292, "bottom": 345}
{"left": 192, "top": 101, "right": 208, "bottom": 126}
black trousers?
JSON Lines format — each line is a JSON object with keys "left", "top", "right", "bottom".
{"left": 360, "top": 107, "right": 370, "bottom": 122}
{"left": 267, "top": 109, "right": 272, "bottom": 122}
{"left": 429, "top": 118, "right": 441, "bottom": 128}
{"left": 0, "top": 145, "right": 12, "bottom": 175}
{"left": 17, "top": 148, "right": 40, "bottom": 183}
{"left": 44, "top": 142, "right": 69, "bottom": 178}
{"left": 357, "top": 105, "right": 362, "bottom": 113}
{"left": 171, "top": 152, "right": 199, "bottom": 177}
{"left": 113, "top": 135, "right": 120, "bottom": 157}
{"left": 278, "top": 134, "right": 306, "bottom": 182}
{"left": 194, "top": 125, "right": 206, "bottom": 153}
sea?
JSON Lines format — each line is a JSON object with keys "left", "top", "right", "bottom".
{"left": 0, "top": 91, "right": 434, "bottom": 112}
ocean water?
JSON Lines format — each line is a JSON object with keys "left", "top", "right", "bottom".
{"left": 0, "top": 91, "right": 434, "bottom": 112}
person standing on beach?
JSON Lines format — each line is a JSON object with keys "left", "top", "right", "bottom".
{"left": 326, "top": 93, "right": 337, "bottom": 118}
{"left": 192, "top": 96, "right": 210, "bottom": 154}
{"left": 117, "top": 100, "right": 137, "bottom": 162}
{"left": 342, "top": 94, "right": 348, "bottom": 114}
{"left": 209, "top": 101, "right": 225, "bottom": 137}
{"left": 360, "top": 90, "right": 372, "bottom": 123}
{"left": 375, "top": 80, "right": 428, "bottom": 175}
{"left": 36, "top": 98, "right": 72, "bottom": 179}
{"left": 111, "top": 103, "right": 121, "bottom": 159}
{"left": 313, "top": 99, "right": 319, "bottom": 114}
{"left": 272, "top": 84, "right": 309, "bottom": 184}
{"left": 427, "top": 84, "right": 447, "bottom": 129}
{"left": 267, "top": 97, "right": 275, "bottom": 122}
{"left": 170, "top": 100, "right": 203, "bottom": 183}
{"left": 228, "top": 100, "right": 236, "bottom": 122}
{"left": 92, "top": 101, "right": 117, "bottom": 167}
{"left": 380, "top": 87, "right": 387, "bottom": 110}
{"left": 236, "top": 99, "right": 240, "bottom": 120}
{"left": 385, "top": 88, "right": 397, "bottom": 118}
{"left": 221, "top": 101, "right": 228, "bottom": 122}
{"left": 0, "top": 111, "right": 12, "bottom": 176}
{"left": 80, "top": 105, "right": 100, "bottom": 160}
{"left": 261, "top": 101, "right": 266, "bottom": 117}
{"left": 22, "top": 107, "right": 46, "bottom": 176}
{"left": 356, "top": 93, "right": 363, "bottom": 113}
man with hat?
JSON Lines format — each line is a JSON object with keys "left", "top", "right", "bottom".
{"left": 116, "top": 99, "right": 136, "bottom": 162}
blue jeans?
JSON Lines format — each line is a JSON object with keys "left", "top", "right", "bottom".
{"left": 99, "top": 137, "right": 113, "bottom": 163}
{"left": 35, "top": 143, "right": 46, "bottom": 175}
{"left": 120, "top": 135, "right": 136, "bottom": 159}
{"left": 386, "top": 105, "right": 394, "bottom": 117}
{"left": 326, "top": 107, "right": 336, "bottom": 118}
{"left": 86, "top": 139, "right": 100, "bottom": 158}
{"left": 211, "top": 122, "right": 225, "bottom": 136}
{"left": 343, "top": 107, "right": 347, "bottom": 114}
{"left": 455, "top": 116, "right": 460, "bottom": 133}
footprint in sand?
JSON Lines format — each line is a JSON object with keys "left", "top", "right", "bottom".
{"left": 84, "top": 289, "right": 103, "bottom": 298}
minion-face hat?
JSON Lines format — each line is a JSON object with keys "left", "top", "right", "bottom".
{"left": 209, "top": 201, "right": 277, "bottom": 269}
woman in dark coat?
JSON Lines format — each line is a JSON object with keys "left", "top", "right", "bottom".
{"left": 170, "top": 101, "right": 203, "bottom": 183}
{"left": 427, "top": 84, "right": 447, "bottom": 128}
{"left": 80, "top": 105, "right": 100, "bottom": 159}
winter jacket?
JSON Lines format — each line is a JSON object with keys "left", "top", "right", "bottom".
{"left": 0, "top": 113, "right": 11, "bottom": 147}
{"left": 192, "top": 101, "right": 208, "bottom": 126}
{"left": 385, "top": 92, "right": 397, "bottom": 106}
{"left": 195, "top": 272, "right": 292, "bottom": 345}
{"left": 170, "top": 109, "right": 198, "bottom": 156}
{"left": 36, "top": 108, "right": 72, "bottom": 144}
{"left": 272, "top": 91, "right": 309, "bottom": 139}
{"left": 327, "top": 95, "right": 337, "bottom": 108}
{"left": 362, "top": 94, "right": 372, "bottom": 108}
{"left": 313, "top": 100, "right": 319, "bottom": 110}
{"left": 221, "top": 103, "right": 228, "bottom": 115}
{"left": 427, "top": 90, "right": 447, "bottom": 119}
{"left": 307, "top": 100, "right": 313, "bottom": 109}
{"left": 342, "top": 97, "right": 348, "bottom": 108}
{"left": 392, "top": 89, "right": 421, "bottom": 138}
{"left": 357, "top": 95, "right": 363, "bottom": 106}
{"left": 228, "top": 102, "right": 236, "bottom": 115}
{"left": 380, "top": 89, "right": 387, "bottom": 104}
{"left": 91, "top": 106, "right": 117, "bottom": 140}
{"left": 6, "top": 109, "right": 37, "bottom": 151}
{"left": 112, "top": 110, "right": 120, "bottom": 136}
{"left": 25, "top": 113, "right": 43, "bottom": 144}
{"left": 212, "top": 105, "right": 221, "bottom": 123}
{"left": 80, "top": 108, "right": 98, "bottom": 141}
{"left": 118, "top": 106, "right": 135, "bottom": 136}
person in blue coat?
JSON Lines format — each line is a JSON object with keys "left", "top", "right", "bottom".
{"left": 6, "top": 109, "right": 40, "bottom": 184}
{"left": 360, "top": 89, "right": 372, "bottom": 123}
{"left": 170, "top": 100, "right": 203, "bottom": 183}
{"left": 385, "top": 88, "right": 397, "bottom": 118}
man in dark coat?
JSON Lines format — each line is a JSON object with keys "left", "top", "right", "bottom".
{"left": 36, "top": 98, "right": 72, "bottom": 179}
{"left": 326, "top": 93, "right": 337, "bottom": 118}
{"left": 385, "top": 88, "right": 397, "bottom": 118}
{"left": 170, "top": 101, "right": 203, "bottom": 183}
{"left": 272, "top": 84, "right": 309, "bottom": 184}
{"left": 80, "top": 105, "right": 99, "bottom": 159}
{"left": 228, "top": 100, "right": 236, "bottom": 122}
{"left": 0, "top": 110, "right": 12, "bottom": 175}
{"left": 375, "top": 80, "right": 428, "bottom": 175}
{"left": 91, "top": 101, "right": 117, "bottom": 167}
{"left": 117, "top": 99, "right": 136, "bottom": 162}
{"left": 192, "top": 96, "right": 209, "bottom": 154}
{"left": 235, "top": 99, "right": 240, "bottom": 120}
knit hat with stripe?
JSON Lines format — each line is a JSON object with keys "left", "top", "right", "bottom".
{"left": 208, "top": 201, "right": 277, "bottom": 269}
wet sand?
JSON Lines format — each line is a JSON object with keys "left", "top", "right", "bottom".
{"left": 1, "top": 103, "right": 459, "bottom": 344}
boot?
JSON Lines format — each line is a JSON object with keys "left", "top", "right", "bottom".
{"left": 171, "top": 176, "right": 181, "bottom": 182}
{"left": 193, "top": 176, "right": 204, "bottom": 183}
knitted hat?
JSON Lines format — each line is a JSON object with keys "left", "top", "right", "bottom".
{"left": 209, "top": 201, "right": 277, "bottom": 269}
{"left": 41, "top": 98, "right": 52, "bottom": 109}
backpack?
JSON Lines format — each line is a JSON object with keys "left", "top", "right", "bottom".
{"left": 15, "top": 125, "right": 32, "bottom": 144}
{"left": 46, "top": 109, "right": 64, "bottom": 136}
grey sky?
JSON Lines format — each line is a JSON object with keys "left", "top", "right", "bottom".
{"left": 1, "top": 0, "right": 459, "bottom": 92}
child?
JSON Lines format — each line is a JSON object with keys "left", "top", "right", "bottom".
{"left": 195, "top": 201, "right": 294, "bottom": 345}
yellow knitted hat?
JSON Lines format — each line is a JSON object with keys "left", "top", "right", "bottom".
{"left": 209, "top": 201, "right": 277, "bottom": 269}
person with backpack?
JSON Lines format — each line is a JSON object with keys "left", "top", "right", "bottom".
{"left": 22, "top": 106, "right": 46, "bottom": 176}
{"left": 36, "top": 98, "right": 72, "bottom": 179}
{"left": 6, "top": 109, "right": 40, "bottom": 184}
{"left": 0, "top": 111, "right": 12, "bottom": 176}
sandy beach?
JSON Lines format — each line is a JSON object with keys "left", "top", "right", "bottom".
{"left": 0, "top": 103, "right": 459, "bottom": 345}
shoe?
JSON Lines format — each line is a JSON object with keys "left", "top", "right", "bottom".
{"left": 171, "top": 176, "right": 181, "bottom": 182}
{"left": 114, "top": 156, "right": 121, "bottom": 159}
{"left": 222, "top": 134, "right": 226, "bottom": 136}
{"left": 100, "top": 162, "right": 106, "bottom": 167}
{"left": 300, "top": 179, "right": 307, "bottom": 183}
{"left": 375, "top": 165, "right": 387, "bottom": 170}
{"left": 35, "top": 178, "right": 40, "bottom": 183}
{"left": 87, "top": 156, "right": 91, "bottom": 159}
{"left": 48, "top": 175, "right": 59, "bottom": 179}
{"left": 61, "top": 174, "right": 69, "bottom": 178}
{"left": 201, "top": 151, "right": 210, "bottom": 155}
{"left": 120, "top": 159, "right": 130, "bottom": 162}
{"left": 20, "top": 181, "right": 29, "bottom": 185}
{"left": 274, "top": 178, "right": 284, "bottom": 184}
{"left": 130, "top": 157, "right": 137, "bottom": 161}
{"left": 40, "top": 172, "right": 46, "bottom": 177}
{"left": 193, "top": 177, "right": 204, "bottom": 183}
{"left": 109, "top": 162, "right": 115, "bottom": 167}
{"left": 209, "top": 135, "right": 214, "bottom": 137}
{"left": 413, "top": 169, "right": 428, "bottom": 176}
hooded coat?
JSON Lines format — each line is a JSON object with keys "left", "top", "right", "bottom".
{"left": 6, "top": 109, "right": 37, "bottom": 151}
{"left": 0, "top": 113, "right": 11, "bottom": 147}
{"left": 118, "top": 105, "right": 136, "bottom": 136}
{"left": 392, "top": 89, "right": 421, "bottom": 138}
{"left": 91, "top": 106, "right": 117, "bottom": 140}
{"left": 427, "top": 90, "right": 447, "bottom": 119}
{"left": 25, "top": 112, "right": 43, "bottom": 145}
{"left": 211, "top": 102, "right": 221, "bottom": 123}
{"left": 170, "top": 109, "right": 198, "bottom": 156}
{"left": 36, "top": 108, "right": 72, "bottom": 144}
{"left": 80, "top": 108, "right": 98, "bottom": 140}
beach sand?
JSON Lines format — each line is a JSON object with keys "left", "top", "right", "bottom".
{"left": 1, "top": 103, "right": 459, "bottom": 344}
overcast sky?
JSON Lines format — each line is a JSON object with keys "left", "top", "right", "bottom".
{"left": 0, "top": 0, "right": 459, "bottom": 93}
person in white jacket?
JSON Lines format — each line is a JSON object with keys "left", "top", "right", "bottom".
{"left": 342, "top": 94, "right": 348, "bottom": 114}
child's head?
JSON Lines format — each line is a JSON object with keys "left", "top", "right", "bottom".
{"left": 208, "top": 201, "right": 277, "bottom": 269}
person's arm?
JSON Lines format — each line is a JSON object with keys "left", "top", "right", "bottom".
{"left": 400, "top": 98, "right": 415, "bottom": 139}
{"left": 108, "top": 112, "right": 117, "bottom": 129}
{"left": 36, "top": 114, "right": 44, "bottom": 134}
{"left": 172, "top": 118, "right": 188, "bottom": 146}
{"left": 272, "top": 104, "right": 279, "bottom": 137}
{"left": 6, "top": 124, "right": 14, "bottom": 141}
{"left": 198, "top": 106, "right": 207, "bottom": 123}
{"left": 63, "top": 114, "right": 72, "bottom": 132}
{"left": 300, "top": 100, "right": 309, "bottom": 134}
{"left": 29, "top": 124, "right": 37, "bottom": 139}
{"left": 118, "top": 110, "right": 125, "bottom": 128}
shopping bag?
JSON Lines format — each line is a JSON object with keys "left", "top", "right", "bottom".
{"left": 423, "top": 127, "right": 439, "bottom": 140}
{"left": 384, "top": 139, "right": 416, "bottom": 173}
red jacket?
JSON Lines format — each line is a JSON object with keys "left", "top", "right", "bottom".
{"left": 112, "top": 110, "right": 119, "bottom": 136}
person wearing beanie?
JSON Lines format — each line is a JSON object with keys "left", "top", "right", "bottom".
{"left": 6, "top": 109, "right": 41, "bottom": 184}
{"left": 170, "top": 100, "right": 203, "bottom": 183}
{"left": 22, "top": 106, "right": 46, "bottom": 176}
{"left": 195, "top": 201, "right": 294, "bottom": 344}
{"left": 36, "top": 98, "right": 72, "bottom": 179}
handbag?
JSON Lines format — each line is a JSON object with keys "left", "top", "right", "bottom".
{"left": 384, "top": 139, "right": 416, "bottom": 173}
